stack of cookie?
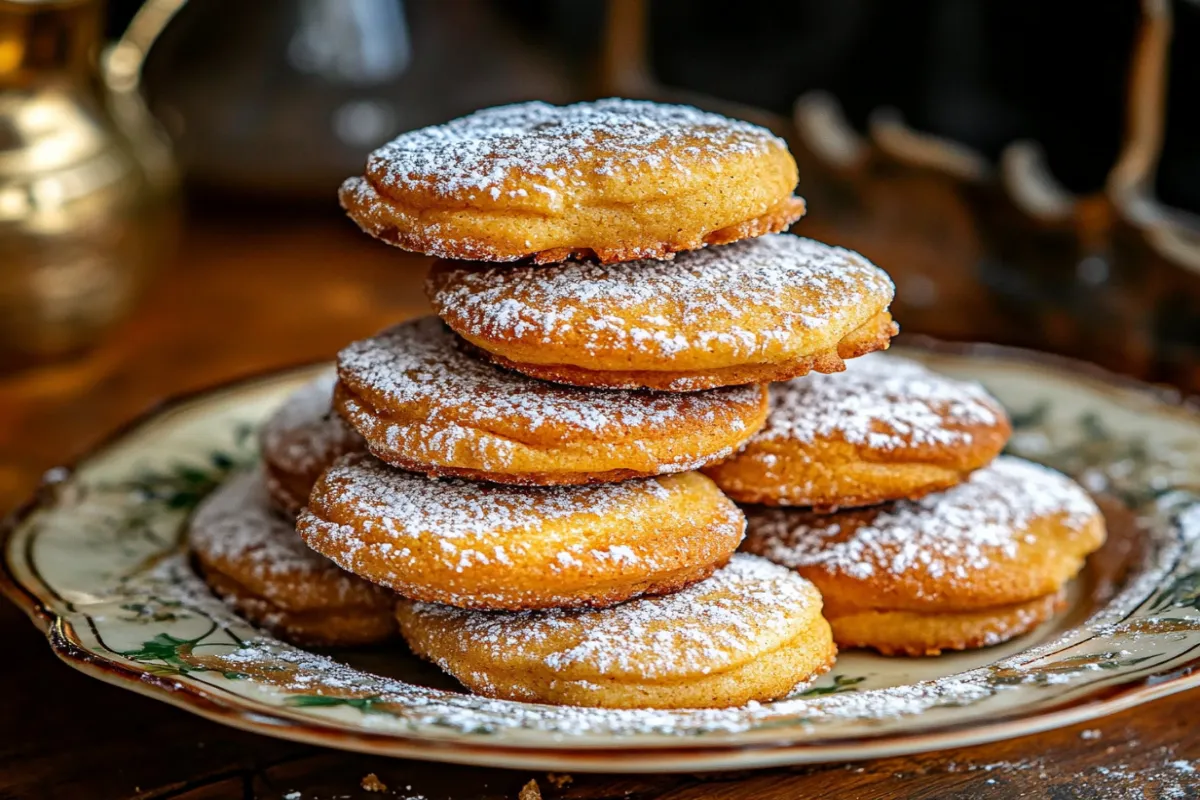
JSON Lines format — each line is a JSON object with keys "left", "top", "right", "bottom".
{"left": 187, "top": 99, "right": 1105, "bottom": 710}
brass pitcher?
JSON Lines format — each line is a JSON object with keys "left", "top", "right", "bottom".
{"left": 0, "top": 0, "right": 178, "bottom": 369}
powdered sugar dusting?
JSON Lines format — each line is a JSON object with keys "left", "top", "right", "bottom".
{"left": 759, "top": 353, "right": 1004, "bottom": 449}
{"left": 746, "top": 456, "right": 1100, "bottom": 581}
{"left": 361, "top": 99, "right": 786, "bottom": 204}
{"left": 407, "top": 554, "right": 815, "bottom": 679}
{"left": 260, "top": 370, "right": 364, "bottom": 475}
{"left": 209, "top": 632, "right": 1003, "bottom": 735}
{"left": 338, "top": 317, "right": 759, "bottom": 466}
{"left": 314, "top": 454, "right": 675, "bottom": 539}
{"left": 188, "top": 469, "right": 381, "bottom": 606}
{"left": 297, "top": 455, "right": 738, "bottom": 598}
{"left": 430, "top": 235, "right": 894, "bottom": 359}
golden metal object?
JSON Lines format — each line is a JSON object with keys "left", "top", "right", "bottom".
{"left": 0, "top": 0, "right": 180, "bottom": 369}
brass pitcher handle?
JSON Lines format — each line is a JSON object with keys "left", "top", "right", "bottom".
{"left": 102, "top": 0, "right": 189, "bottom": 91}
{"left": 100, "top": 0, "right": 188, "bottom": 189}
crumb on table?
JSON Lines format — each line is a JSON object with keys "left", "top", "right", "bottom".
{"left": 361, "top": 773, "right": 388, "bottom": 793}
{"left": 546, "top": 772, "right": 573, "bottom": 788}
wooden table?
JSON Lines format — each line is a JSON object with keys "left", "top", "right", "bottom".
{"left": 1, "top": 209, "right": 1197, "bottom": 800}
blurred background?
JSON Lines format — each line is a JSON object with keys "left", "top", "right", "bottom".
{"left": 2, "top": 0, "right": 1198, "bottom": 388}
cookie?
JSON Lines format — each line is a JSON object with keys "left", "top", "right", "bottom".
{"left": 824, "top": 590, "right": 1068, "bottom": 658}
{"left": 742, "top": 456, "right": 1105, "bottom": 656}
{"left": 188, "top": 469, "right": 396, "bottom": 647}
{"left": 703, "top": 353, "right": 1010, "bottom": 509}
{"left": 260, "top": 370, "right": 365, "bottom": 516}
{"left": 296, "top": 454, "right": 745, "bottom": 610}
{"left": 427, "top": 234, "right": 896, "bottom": 391}
{"left": 335, "top": 317, "right": 768, "bottom": 484}
{"left": 395, "top": 554, "right": 835, "bottom": 709}
{"left": 339, "top": 99, "right": 804, "bottom": 264}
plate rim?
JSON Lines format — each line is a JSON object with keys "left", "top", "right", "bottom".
{"left": 4, "top": 341, "right": 1200, "bottom": 771}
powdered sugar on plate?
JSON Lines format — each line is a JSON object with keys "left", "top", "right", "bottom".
{"left": 338, "top": 317, "right": 760, "bottom": 454}
{"left": 405, "top": 554, "right": 815, "bottom": 679}
{"left": 429, "top": 235, "right": 894, "bottom": 360}
{"left": 757, "top": 352, "right": 1005, "bottom": 450}
{"left": 746, "top": 456, "right": 1100, "bottom": 581}
{"left": 204, "top": 631, "right": 1006, "bottom": 737}
{"left": 360, "top": 98, "right": 786, "bottom": 203}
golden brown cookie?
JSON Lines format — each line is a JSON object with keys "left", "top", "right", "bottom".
{"left": 260, "top": 370, "right": 365, "bottom": 516}
{"left": 188, "top": 469, "right": 396, "bottom": 647}
{"left": 297, "top": 454, "right": 745, "bottom": 611}
{"left": 703, "top": 353, "right": 1011, "bottom": 509}
{"left": 339, "top": 99, "right": 805, "bottom": 264}
{"left": 335, "top": 317, "right": 768, "bottom": 483}
{"left": 742, "top": 456, "right": 1105, "bottom": 656}
{"left": 427, "top": 234, "right": 897, "bottom": 392}
{"left": 395, "top": 554, "right": 835, "bottom": 709}
{"left": 824, "top": 590, "right": 1067, "bottom": 657}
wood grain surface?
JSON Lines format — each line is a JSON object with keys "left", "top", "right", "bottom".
{"left": 1, "top": 209, "right": 1197, "bottom": 800}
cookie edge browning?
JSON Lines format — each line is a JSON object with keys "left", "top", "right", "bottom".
{"left": 196, "top": 564, "right": 397, "bottom": 648}
{"left": 743, "top": 498, "right": 1108, "bottom": 613}
{"left": 297, "top": 465, "right": 748, "bottom": 611}
{"left": 332, "top": 376, "right": 770, "bottom": 485}
{"left": 339, "top": 171, "right": 805, "bottom": 264}
{"left": 826, "top": 589, "right": 1068, "bottom": 657}
{"left": 394, "top": 588, "right": 837, "bottom": 709}
{"left": 462, "top": 311, "right": 898, "bottom": 392}
{"left": 188, "top": 470, "right": 395, "bottom": 610}
{"left": 708, "top": 459, "right": 975, "bottom": 511}
{"left": 703, "top": 396, "right": 1013, "bottom": 509}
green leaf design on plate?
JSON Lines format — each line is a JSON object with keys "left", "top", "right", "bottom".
{"left": 285, "top": 695, "right": 390, "bottom": 714}
{"left": 120, "top": 632, "right": 203, "bottom": 675}
{"left": 991, "top": 651, "right": 1157, "bottom": 686}
{"left": 84, "top": 432, "right": 259, "bottom": 553}
{"left": 120, "top": 599, "right": 184, "bottom": 623}
{"left": 1151, "top": 570, "right": 1200, "bottom": 615}
{"left": 798, "top": 675, "right": 866, "bottom": 696}
{"left": 1008, "top": 401, "right": 1050, "bottom": 430}
{"left": 126, "top": 460, "right": 243, "bottom": 509}
{"left": 116, "top": 621, "right": 233, "bottom": 677}
{"left": 1005, "top": 406, "right": 1200, "bottom": 509}
{"left": 101, "top": 421, "right": 258, "bottom": 512}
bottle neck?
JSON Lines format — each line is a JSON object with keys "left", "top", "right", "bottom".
{"left": 0, "top": 0, "right": 102, "bottom": 87}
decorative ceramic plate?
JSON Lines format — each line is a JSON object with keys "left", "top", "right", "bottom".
{"left": 5, "top": 343, "right": 1200, "bottom": 772}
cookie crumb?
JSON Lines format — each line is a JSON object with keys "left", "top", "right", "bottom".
{"left": 361, "top": 773, "right": 388, "bottom": 793}
{"left": 545, "top": 773, "right": 573, "bottom": 788}
{"left": 519, "top": 779, "right": 542, "bottom": 799}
